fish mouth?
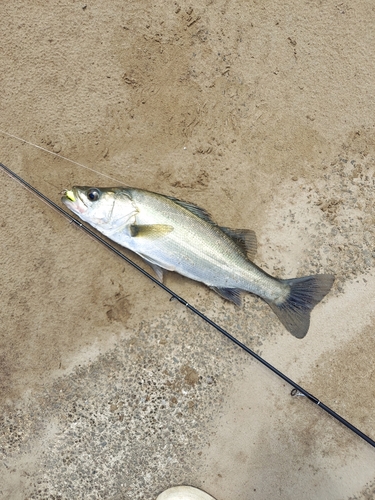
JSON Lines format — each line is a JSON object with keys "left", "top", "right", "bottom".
{"left": 61, "top": 188, "right": 88, "bottom": 214}
{"left": 64, "top": 190, "right": 76, "bottom": 202}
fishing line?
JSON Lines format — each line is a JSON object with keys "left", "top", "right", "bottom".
{"left": 0, "top": 129, "right": 124, "bottom": 184}
{"left": 1, "top": 160, "right": 375, "bottom": 450}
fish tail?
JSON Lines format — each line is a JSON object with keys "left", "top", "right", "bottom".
{"left": 266, "top": 274, "right": 334, "bottom": 338}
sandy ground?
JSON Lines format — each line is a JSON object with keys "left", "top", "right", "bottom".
{"left": 1, "top": 1, "right": 375, "bottom": 499}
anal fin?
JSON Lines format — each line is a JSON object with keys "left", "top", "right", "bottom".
{"left": 210, "top": 287, "right": 242, "bottom": 306}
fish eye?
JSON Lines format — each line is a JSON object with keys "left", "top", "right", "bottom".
{"left": 87, "top": 188, "right": 100, "bottom": 202}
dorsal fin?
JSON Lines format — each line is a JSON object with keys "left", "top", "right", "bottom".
{"left": 220, "top": 227, "right": 257, "bottom": 260}
{"left": 165, "top": 195, "right": 215, "bottom": 224}
{"left": 165, "top": 195, "right": 257, "bottom": 259}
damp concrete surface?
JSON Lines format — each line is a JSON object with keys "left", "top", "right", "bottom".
{"left": 1, "top": 1, "right": 375, "bottom": 499}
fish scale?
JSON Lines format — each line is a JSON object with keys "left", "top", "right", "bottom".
{"left": 127, "top": 188, "right": 264, "bottom": 290}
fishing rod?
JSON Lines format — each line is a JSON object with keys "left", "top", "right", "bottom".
{"left": 1, "top": 160, "right": 375, "bottom": 450}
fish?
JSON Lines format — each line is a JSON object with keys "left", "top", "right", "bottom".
{"left": 61, "top": 186, "right": 334, "bottom": 338}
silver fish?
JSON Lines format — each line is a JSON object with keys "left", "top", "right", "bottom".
{"left": 62, "top": 186, "right": 334, "bottom": 338}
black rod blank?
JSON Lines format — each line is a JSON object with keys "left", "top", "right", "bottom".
{"left": 1, "top": 161, "right": 374, "bottom": 450}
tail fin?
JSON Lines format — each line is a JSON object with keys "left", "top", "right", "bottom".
{"left": 266, "top": 274, "right": 334, "bottom": 339}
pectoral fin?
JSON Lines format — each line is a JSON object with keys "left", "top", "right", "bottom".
{"left": 130, "top": 224, "right": 174, "bottom": 238}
